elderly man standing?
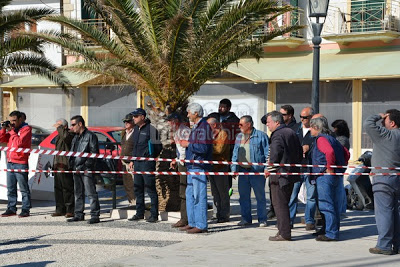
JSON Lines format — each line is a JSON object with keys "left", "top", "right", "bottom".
{"left": 68, "top": 115, "right": 100, "bottom": 224}
{"left": 120, "top": 113, "right": 136, "bottom": 206}
{"left": 365, "top": 109, "right": 400, "bottom": 255}
{"left": 52, "top": 119, "right": 75, "bottom": 218}
{"left": 265, "top": 111, "right": 302, "bottom": 241}
{"left": 179, "top": 103, "right": 213, "bottom": 234}
{"left": 207, "top": 117, "right": 231, "bottom": 223}
{"left": 232, "top": 115, "right": 269, "bottom": 227}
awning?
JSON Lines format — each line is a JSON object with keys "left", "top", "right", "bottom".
{"left": 0, "top": 71, "right": 99, "bottom": 88}
{"left": 226, "top": 49, "right": 400, "bottom": 82}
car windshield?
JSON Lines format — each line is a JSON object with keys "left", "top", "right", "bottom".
{"left": 108, "top": 130, "right": 121, "bottom": 143}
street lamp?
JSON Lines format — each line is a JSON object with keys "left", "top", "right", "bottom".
{"left": 308, "top": 0, "right": 329, "bottom": 114}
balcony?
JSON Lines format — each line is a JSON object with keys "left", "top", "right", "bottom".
{"left": 323, "top": 0, "right": 400, "bottom": 45}
{"left": 252, "top": 7, "right": 305, "bottom": 48}
{"left": 65, "top": 19, "right": 112, "bottom": 49}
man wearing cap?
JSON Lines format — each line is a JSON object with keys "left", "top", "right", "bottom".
{"left": 120, "top": 113, "right": 136, "bottom": 206}
{"left": 128, "top": 108, "right": 163, "bottom": 223}
{"left": 168, "top": 113, "right": 191, "bottom": 228}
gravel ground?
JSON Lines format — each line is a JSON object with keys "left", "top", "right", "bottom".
{"left": 0, "top": 183, "right": 243, "bottom": 267}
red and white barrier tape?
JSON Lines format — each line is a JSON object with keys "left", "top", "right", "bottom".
{"left": 0, "top": 168, "right": 397, "bottom": 176}
{"left": 0, "top": 146, "right": 393, "bottom": 171}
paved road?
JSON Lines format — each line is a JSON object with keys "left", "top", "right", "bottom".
{"left": 1, "top": 183, "right": 399, "bottom": 266}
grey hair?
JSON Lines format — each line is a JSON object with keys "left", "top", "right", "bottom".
{"left": 240, "top": 115, "right": 254, "bottom": 126}
{"left": 310, "top": 116, "right": 331, "bottom": 134}
{"left": 56, "top": 118, "right": 68, "bottom": 127}
{"left": 187, "top": 103, "right": 204, "bottom": 117}
{"left": 267, "top": 111, "right": 284, "bottom": 124}
{"left": 207, "top": 117, "right": 218, "bottom": 124}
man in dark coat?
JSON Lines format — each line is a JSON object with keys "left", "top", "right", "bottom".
{"left": 280, "top": 104, "right": 301, "bottom": 132}
{"left": 52, "top": 119, "right": 75, "bottom": 218}
{"left": 265, "top": 111, "right": 302, "bottom": 241}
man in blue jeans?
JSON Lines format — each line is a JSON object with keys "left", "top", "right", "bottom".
{"left": 288, "top": 107, "right": 316, "bottom": 230}
{"left": 365, "top": 109, "right": 400, "bottom": 255}
{"left": 0, "top": 110, "right": 32, "bottom": 218}
{"left": 232, "top": 115, "right": 269, "bottom": 227}
{"left": 179, "top": 103, "right": 213, "bottom": 234}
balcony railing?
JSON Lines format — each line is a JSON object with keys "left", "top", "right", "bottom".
{"left": 323, "top": 0, "right": 400, "bottom": 35}
{"left": 65, "top": 19, "right": 111, "bottom": 48}
{"left": 252, "top": 7, "right": 304, "bottom": 40}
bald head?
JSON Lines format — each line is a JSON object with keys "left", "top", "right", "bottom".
{"left": 300, "top": 107, "right": 314, "bottom": 128}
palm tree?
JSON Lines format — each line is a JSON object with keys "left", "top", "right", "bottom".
{"left": 34, "top": 0, "right": 300, "bottom": 211}
{"left": 0, "top": 0, "right": 69, "bottom": 87}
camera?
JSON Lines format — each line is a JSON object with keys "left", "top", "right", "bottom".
{"left": 1, "top": 120, "right": 10, "bottom": 127}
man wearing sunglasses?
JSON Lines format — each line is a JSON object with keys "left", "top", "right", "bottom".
{"left": 280, "top": 105, "right": 301, "bottom": 132}
{"left": 289, "top": 107, "right": 317, "bottom": 231}
{"left": 68, "top": 115, "right": 100, "bottom": 224}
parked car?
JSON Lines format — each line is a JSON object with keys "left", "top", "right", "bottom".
{"left": 39, "top": 126, "right": 123, "bottom": 155}
{"left": 39, "top": 126, "right": 124, "bottom": 185}
{"left": 31, "top": 125, "right": 51, "bottom": 147}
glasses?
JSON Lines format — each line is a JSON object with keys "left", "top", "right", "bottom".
{"left": 71, "top": 123, "right": 77, "bottom": 127}
{"left": 300, "top": 116, "right": 311, "bottom": 119}
{"left": 281, "top": 113, "right": 288, "bottom": 116}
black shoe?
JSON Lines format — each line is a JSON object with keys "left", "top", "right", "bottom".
{"left": 146, "top": 216, "right": 158, "bottom": 223}
{"left": 267, "top": 210, "right": 276, "bottom": 219}
{"left": 312, "top": 229, "right": 326, "bottom": 236}
{"left": 316, "top": 235, "right": 338, "bottom": 242}
{"left": 88, "top": 217, "right": 100, "bottom": 224}
{"left": 128, "top": 214, "right": 144, "bottom": 221}
{"left": 217, "top": 218, "right": 230, "bottom": 223}
{"left": 18, "top": 210, "right": 30, "bottom": 218}
{"left": 1, "top": 209, "right": 17, "bottom": 217}
{"left": 67, "top": 216, "right": 84, "bottom": 222}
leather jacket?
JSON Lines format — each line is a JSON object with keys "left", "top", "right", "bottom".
{"left": 69, "top": 128, "right": 99, "bottom": 171}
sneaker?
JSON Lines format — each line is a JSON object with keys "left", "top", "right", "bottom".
{"left": 88, "top": 217, "right": 100, "bottom": 224}
{"left": 18, "top": 210, "right": 30, "bottom": 218}
{"left": 1, "top": 209, "right": 17, "bottom": 217}
{"left": 259, "top": 221, "right": 268, "bottom": 227}
{"left": 146, "top": 216, "right": 158, "bottom": 223}
{"left": 128, "top": 214, "right": 144, "bottom": 221}
{"left": 369, "top": 247, "right": 394, "bottom": 255}
{"left": 237, "top": 220, "right": 251, "bottom": 226}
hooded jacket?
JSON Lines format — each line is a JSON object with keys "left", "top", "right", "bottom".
{"left": 0, "top": 123, "right": 32, "bottom": 164}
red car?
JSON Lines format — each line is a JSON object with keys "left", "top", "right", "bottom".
{"left": 39, "top": 126, "right": 123, "bottom": 156}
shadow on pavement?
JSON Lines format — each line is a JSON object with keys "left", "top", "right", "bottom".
{"left": 3, "top": 261, "right": 55, "bottom": 267}
{"left": 0, "top": 245, "right": 51, "bottom": 255}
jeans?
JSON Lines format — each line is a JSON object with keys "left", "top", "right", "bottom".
{"left": 186, "top": 167, "right": 208, "bottom": 230}
{"left": 336, "top": 176, "right": 347, "bottom": 214}
{"left": 133, "top": 161, "right": 158, "bottom": 218}
{"left": 316, "top": 175, "right": 341, "bottom": 239}
{"left": 73, "top": 173, "right": 100, "bottom": 218}
{"left": 289, "top": 175, "right": 316, "bottom": 225}
{"left": 238, "top": 168, "right": 267, "bottom": 223}
{"left": 372, "top": 175, "right": 400, "bottom": 251}
{"left": 6, "top": 162, "right": 31, "bottom": 212}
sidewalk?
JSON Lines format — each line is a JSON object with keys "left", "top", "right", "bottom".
{"left": 96, "top": 209, "right": 400, "bottom": 267}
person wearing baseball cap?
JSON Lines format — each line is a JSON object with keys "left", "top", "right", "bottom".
{"left": 120, "top": 113, "right": 136, "bottom": 206}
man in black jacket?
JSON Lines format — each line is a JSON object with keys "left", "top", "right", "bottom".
{"left": 280, "top": 105, "right": 301, "bottom": 132}
{"left": 265, "top": 111, "right": 302, "bottom": 241}
{"left": 128, "top": 108, "right": 162, "bottom": 223}
{"left": 68, "top": 115, "right": 100, "bottom": 224}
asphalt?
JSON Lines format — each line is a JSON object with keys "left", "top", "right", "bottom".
{"left": 1, "top": 182, "right": 399, "bottom": 267}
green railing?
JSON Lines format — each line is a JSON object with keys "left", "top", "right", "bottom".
{"left": 252, "top": 7, "right": 304, "bottom": 40}
{"left": 324, "top": 0, "right": 400, "bottom": 34}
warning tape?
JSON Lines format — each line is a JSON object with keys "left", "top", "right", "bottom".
{"left": 0, "top": 146, "right": 394, "bottom": 171}
{"left": 0, "top": 168, "right": 396, "bottom": 176}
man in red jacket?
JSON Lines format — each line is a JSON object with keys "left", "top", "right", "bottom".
{"left": 0, "top": 110, "right": 32, "bottom": 217}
